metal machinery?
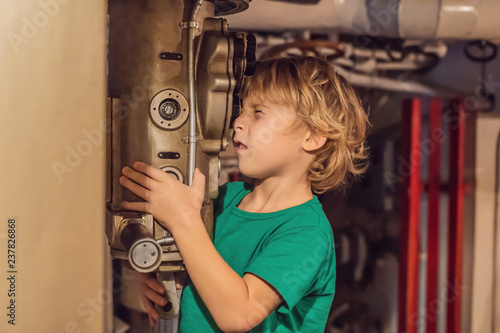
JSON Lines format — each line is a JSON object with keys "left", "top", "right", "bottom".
{"left": 105, "top": 0, "right": 255, "bottom": 324}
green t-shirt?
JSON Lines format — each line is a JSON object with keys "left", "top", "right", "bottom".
{"left": 178, "top": 181, "right": 336, "bottom": 332}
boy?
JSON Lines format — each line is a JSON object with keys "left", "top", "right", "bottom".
{"left": 120, "top": 56, "right": 369, "bottom": 332}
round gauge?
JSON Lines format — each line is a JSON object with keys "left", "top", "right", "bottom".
{"left": 159, "top": 99, "right": 181, "bottom": 121}
{"left": 150, "top": 89, "right": 189, "bottom": 130}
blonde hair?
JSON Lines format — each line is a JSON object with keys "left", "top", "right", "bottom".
{"left": 241, "top": 56, "right": 370, "bottom": 194}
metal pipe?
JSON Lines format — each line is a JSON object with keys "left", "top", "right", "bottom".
{"left": 447, "top": 99, "right": 466, "bottom": 333}
{"left": 426, "top": 99, "right": 442, "bottom": 333}
{"left": 333, "top": 65, "right": 456, "bottom": 97}
{"left": 398, "top": 98, "right": 422, "bottom": 333}
{"left": 187, "top": 0, "right": 204, "bottom": 185}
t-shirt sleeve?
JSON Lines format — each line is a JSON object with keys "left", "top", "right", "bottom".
{"left": 244, "top": 225, "right": 331, "bottom": 311}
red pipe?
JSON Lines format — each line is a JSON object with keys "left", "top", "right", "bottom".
{"left": 399, "top": 98, "right": 422, "bottom": 333}
{"left": 426, "top": 99, "right": 442, "bottom": 333}
{"left": 446, "top": 99, "right": 465, "bottom": 333}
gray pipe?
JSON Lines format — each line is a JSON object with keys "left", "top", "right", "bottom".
{"left": 187, "top": 0, "right": 204, "bottom": 186}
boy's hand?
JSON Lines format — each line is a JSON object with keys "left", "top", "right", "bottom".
{"left": 119, "top": 161, "right": 205, "bottom": 233}
{"left": 139, "top": 271, "right": 188, "bottom": 326}
{"left": 139, "top": 272, "right": 165, "bottom": 327}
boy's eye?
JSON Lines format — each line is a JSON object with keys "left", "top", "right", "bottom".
{"left": 254, "top": 110, "right": 262, "bottom": 114}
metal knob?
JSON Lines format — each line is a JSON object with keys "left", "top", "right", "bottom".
{"left": 120, "top": 221, "right": 162, "bottom": 273}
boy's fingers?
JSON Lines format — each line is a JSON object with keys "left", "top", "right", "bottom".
{"left": 141, "top": 295, "right": 160, "bottom": 323}
{"left": 122, "top": 166, "right": 155, "bottom": 190}
{"left": 144, "top": 287, "right": 167, "bottom": 306}
{"left": 119, "top": 176, "right": 150, "bottom": 201}
{"left": 192, "top": 168, "right": 206, "bottom": 197}
{"left": 144, "top": 275, "right": 166, "bottom": 295}
{"left": 174, "top": 271, "right": 188, "bottom": 289}
{"left": 133, "top": 161, "right": 169, "bottom": 183}
{"left": 139, "top": 273, "right": 166, "bottom": 306}
{"left": 150, "top": 313, "right": 159, "bottom": 327}
{"left": 141, "top": 273, "right": 166, "bottom": 294}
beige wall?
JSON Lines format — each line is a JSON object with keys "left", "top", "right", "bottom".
{"left": 471, "top": 114, "right": 500, "bottom": 333}
{"left": 0, "top": 1, "right": 108, "bottom": 332}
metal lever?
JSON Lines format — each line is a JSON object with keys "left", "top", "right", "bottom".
{"left": 156, "top": 271, "right": 181, "bottom": 320}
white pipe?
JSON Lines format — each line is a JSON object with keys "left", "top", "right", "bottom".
{"left": 333, "top": 65, "right": 456, "bottom": 97}
{"left": 227, "top": 0, "right": 500, "bottom": 40}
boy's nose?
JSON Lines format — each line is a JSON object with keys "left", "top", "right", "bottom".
{"left": 232, "top": 114, "right": 244, "bottom": 131}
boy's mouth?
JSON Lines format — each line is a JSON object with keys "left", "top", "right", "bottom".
{"left": 233, "top": 139, "right": 247, "bottom": 151}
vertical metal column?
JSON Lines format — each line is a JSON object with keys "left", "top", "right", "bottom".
{"left": 446, "top": 99, "right": 465, "bottom": 333}
{"left": 399, "top": 98, "right": 422, "bottom": 333}
{"left": 426, "top": 99, "right": 442, "bottom": 333}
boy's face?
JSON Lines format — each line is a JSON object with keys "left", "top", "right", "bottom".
{"left": 232, "top": 94, "right": 309, "bottom": 180}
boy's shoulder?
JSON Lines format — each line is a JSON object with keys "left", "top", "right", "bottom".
{"left": 278, "top": 201, "right": 333, "bottom": 239}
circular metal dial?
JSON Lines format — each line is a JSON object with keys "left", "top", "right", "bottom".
{"left": 159, "top": 99, "right": 181, "bottom": 121}
{"left": 150, "top": 89, "right": 189, "bottom": 130}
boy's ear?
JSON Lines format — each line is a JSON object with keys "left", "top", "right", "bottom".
{"left": 302, "top": 129, "right": 327, "bottom": 152}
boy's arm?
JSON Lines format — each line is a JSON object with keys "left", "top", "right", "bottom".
{"left": 120, "top": 162, "right": 282, "bottom": 332}
{"left": 173, "top": 215, "right": 282, "bottom": 332}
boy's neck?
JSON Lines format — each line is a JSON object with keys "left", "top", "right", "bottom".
{"left": 238, "top": 175, "right": 314, "bottom": 214}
